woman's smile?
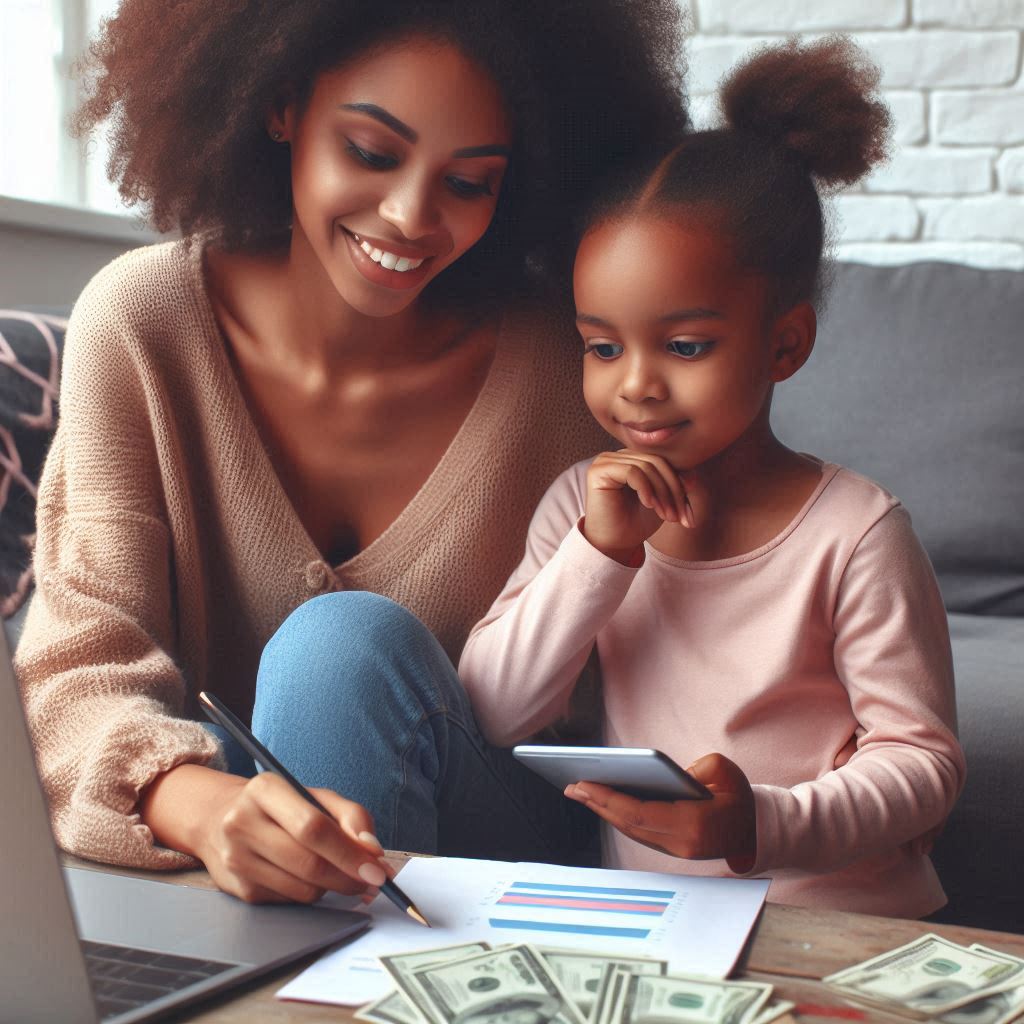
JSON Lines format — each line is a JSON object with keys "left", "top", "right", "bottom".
{"left": 341, "top": 227, "right": 439, "bottom": 290}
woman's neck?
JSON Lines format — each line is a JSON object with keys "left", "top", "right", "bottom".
{"left": 278, "top": 228, "right": 463, "bottom": 373}
{"left": 211, "top": 229, "right": 477, "bottom": 394}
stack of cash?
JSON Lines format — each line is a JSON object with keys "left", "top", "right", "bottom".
{"left": 823, "top": 933, "right": 1024, "bottom": 1023}
{"left": 355, "top": 942, "right": 795, "bottom": 1024}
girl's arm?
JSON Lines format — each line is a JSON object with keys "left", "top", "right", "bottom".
{"left": 568, "top": 504, "right": 965, "bottom": 879}
{"left": 741, "top": 504, "right": 965, "bottom": 875}
{"left": 459, "top": 461, "right": 643, "bottom": 745}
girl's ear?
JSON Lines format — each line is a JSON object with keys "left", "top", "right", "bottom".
{"left": 769, "top": 301, "right": 816, "bottom": 383}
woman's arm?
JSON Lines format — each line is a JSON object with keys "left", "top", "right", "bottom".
{"left": 15, "top": 282, "right": 219, "bottom": 868}
{"left": 15, "top": 264, "right": 388, "bottom": 899}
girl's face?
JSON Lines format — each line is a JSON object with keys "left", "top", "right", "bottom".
{"left": 273, "top": 35, "right": 512, "bottom": 318}
{"left": 573, "top": 214, "right": 790, "bottom": 471}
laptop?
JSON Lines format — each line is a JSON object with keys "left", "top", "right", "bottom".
{"left": 0, "top": 624, "right": 371, "bottom": 1023}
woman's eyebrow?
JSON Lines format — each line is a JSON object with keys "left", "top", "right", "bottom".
{"left": 340, "top": 102, "right": 511, "bottom": 159}
{"left": 341, "top": 103, "right": 416, "bottom": 142}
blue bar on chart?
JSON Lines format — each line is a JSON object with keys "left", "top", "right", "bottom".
{"left": 487, "top": 880, "right": 675, "bottom": 940}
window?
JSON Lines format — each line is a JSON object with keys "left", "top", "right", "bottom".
{"left": 1, "top": 0, "right": 126, "bottom": 215}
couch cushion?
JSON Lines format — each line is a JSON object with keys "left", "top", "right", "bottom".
{"left": 772, "top": 262, "right": 1024, "bottom": 616}
{"left": 0, "top": 310, "right": 66, "bottom": 619}
{"left": 928, "top": 613, "right": 1024, "bottom": 932}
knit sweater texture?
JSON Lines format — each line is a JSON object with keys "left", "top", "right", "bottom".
{"left": 14, "top": 240, "right": 608, "bottom": 870}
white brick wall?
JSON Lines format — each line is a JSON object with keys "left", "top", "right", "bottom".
{"left": 688, "top": 0, "right": 1024, "bottom": 269}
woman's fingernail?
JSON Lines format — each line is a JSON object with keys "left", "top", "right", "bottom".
{"left": 573, "top": 786, "right": 592, "bottom": 801}
{"left": 361, "top": 886, "right": 380, "bottom": 905}
{"left": 358, "top": 862, "right": 387, "bottom": 887}
{"left": 358, "top": 831, "right": 384, "bottom": 854}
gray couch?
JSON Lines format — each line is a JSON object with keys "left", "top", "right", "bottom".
{"left": 773, "top": 260, "right": 1023, "bottom": 933}
{"left": 5, "top": 260, "right": 1021, "bottom": 932}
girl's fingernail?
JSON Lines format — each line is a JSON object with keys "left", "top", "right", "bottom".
{"left": 358, "top": 862, "right": 387, "bottom": 887}
{"left": 358, "top": 831, "right": 384, "bottom": 854}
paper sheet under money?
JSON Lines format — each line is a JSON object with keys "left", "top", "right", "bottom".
{"left": 276, "top": 857, "right": 770, "bottom": 1007}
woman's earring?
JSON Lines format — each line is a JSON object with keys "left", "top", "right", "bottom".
{"left": 271, "top": 129, "right": 284, "bottom": 141}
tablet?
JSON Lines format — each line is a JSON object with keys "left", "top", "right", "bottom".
{"left": 512, "top": 745, "right": 713, "bottom": 801}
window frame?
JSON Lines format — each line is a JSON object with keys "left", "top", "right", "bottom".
{"left": 0, "top": 0, "right": 162, "bottom": 241}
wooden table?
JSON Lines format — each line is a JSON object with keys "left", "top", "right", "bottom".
{"left": 67, "top": 855, "right": 1024, "bottom": 1024}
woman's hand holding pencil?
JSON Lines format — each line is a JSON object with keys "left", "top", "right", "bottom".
{"left": 144, "top": 691, "right": 429, "bottom": 924}
{"left": 188, "top": 768, "right": 393, "bottom": 906}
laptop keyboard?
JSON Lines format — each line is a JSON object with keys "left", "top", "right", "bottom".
{"left": 82, "top": 939, "right": 237, "bottom": 1020}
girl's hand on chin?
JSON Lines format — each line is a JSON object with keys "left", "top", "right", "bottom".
{"left": 564, "top": 752, "right": 757, "bottom": 874}
{"left": 583, "top": 450, "right": 702, "bottom": 565}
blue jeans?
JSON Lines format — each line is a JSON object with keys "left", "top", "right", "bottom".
{"left": 241, "top": 592, "right": 597, "bottom": 864}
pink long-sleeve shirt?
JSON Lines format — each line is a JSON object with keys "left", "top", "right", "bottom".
{"left": 459, "top": 458, "right": 965, "bottom": 918}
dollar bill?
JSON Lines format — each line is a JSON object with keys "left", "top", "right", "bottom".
{"left": 593, "top": 966, "right": 634, "bottom": 1024}
{"left": 536, "top": 948, "right": 666, "bottom": 1020}
{"left": 404, "top": 943, "right": 588, "bottom": 1024}
{"left": 747, "top": 1001, "right": 795, "bottom": 1024}
{"left": 357, "top": 989, "right": 426, "bottom": 1024}
{"left": 610, "top": 972, "right": 773, "bottom": 1024}
{"left": 924, "top": 946, "right": 1024, "bottom": 1024}
{"left": 823, "top": 933, "right": 1024, "bottom": 1018}
{"left": 378, "top": 943, "right": 493, "bottom": 1024}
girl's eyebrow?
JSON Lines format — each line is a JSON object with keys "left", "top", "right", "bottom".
{"left": 575, "top": 308, "right": 723, "bottom": 326}
{"left": 340, "top": 103, "right": 511, "bottom": 159}
{"left": 660, "top": 308, "right": 723, "bottom": 321}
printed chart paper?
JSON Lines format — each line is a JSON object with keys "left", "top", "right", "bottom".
{"left": 277, "top": 857, "right": 769, "bottom": 1007}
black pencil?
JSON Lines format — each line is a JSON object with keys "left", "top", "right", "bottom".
{"left": 198, "top": 690, "right": 429, "bottom": 927}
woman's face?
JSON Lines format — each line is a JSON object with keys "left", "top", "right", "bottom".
{"left": 274, "top": 35, "right": 512, "bottom": 318}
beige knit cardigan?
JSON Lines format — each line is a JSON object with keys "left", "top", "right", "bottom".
{"left": 15, "top": 241, "right": 608, "bottom": 870}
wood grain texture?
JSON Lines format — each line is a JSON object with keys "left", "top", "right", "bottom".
{"left": 61, "top": 855, "right": 1024, "bottom": 1023}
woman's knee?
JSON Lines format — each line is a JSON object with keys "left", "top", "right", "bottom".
{"left": 257, "top": 591, "right": 461, "bottom": 711}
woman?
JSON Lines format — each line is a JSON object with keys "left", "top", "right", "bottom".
{"left": 15, "top": 0, "right": 689, "bottom": 904}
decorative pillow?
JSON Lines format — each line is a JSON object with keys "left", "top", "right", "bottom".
{"left": 0, "top": 310, "right": 66, "bottom": 619}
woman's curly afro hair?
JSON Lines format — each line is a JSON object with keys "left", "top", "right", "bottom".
{"left": 73, "top": 0, "right": 689, "bottom": 308}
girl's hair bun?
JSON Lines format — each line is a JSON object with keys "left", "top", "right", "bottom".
{"left": 720, "top": 34, "right": 891, "bottom": 187}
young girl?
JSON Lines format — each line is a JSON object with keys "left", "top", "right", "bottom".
{"left": 459, "top": 36, "right": 966, "bottom": 919}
